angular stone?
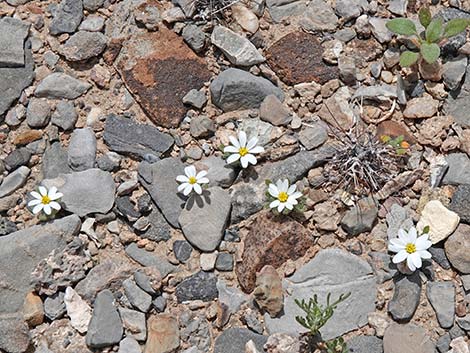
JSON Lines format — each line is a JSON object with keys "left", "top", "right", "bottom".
{"left": 35, "top": 73, "right": 91, "bottom": 99}
{"left": 214, "top": 328, "right": 267, "bottom": 353}
{"left": 189, "top": 115, "right": 215, "bottom": 138}
{"left": 426, "top": 281, "right": 455, "bottom": 329}
{"left": 347, "top": 336, "right": 383, "bottom": 353}
{"left": 403, "top": 96, "right": 439, "bottom": 119}
{"left": 138, "top": 207, "right": 172, "bottom": 242}
{"left": 265, "top": 249, "right": 376, "bottom": 340}
{"left": 417, "top": 200, "right": 460, "bottom": 244}
{"left": 298, "top": 122, "right": 327, "bottom": 150}
{"left": 236, "top": 211, "right": 313, "bottom": 293}
{"left": 125, "top": 243, "right": 176, "bottom": 279}
{"left": 115, "top": 27, "right": 211, "bottom": 128}
{"left": 4, "top": 148, "right": 31, "bottom": 171}
{"left": 83, "top": 0, "right": 104, "bottom": 11}
{"left": 265, "top": 31, "right": 339, "bottom": 86}
{"left": 0, "top": 17, "right": 30, "bottom": 67}
{"left": 253, "top": 265, "right": 283, "bottom": 318}
{"left": 450, "top": 185, "right": 470, "bottom": 224}
{"left": 138, "top": 158, "right": 186, "bottom": 228}
{"left": 444, "top": 65, "right": 470, "bottom": 127}
{"left": 0, "top": 166, "right": 30, "bottom": 198}
{"left": 443, "top": 153, "right": 470, "bottom": 185}
{"left": 123, "top": 279, "right": 152, "bottom": 313}
{"left": 383, "top": 323, "right": 435, "bottom": 353}
{"left": 104, "top": 115, "right": 174, "bottom": 160}
{"left": 64, "top": 287, "right": 91, "bottom": 334}
{"left": 445, "top": 224, "right": 470, "bottom": 273}
{"left": 26, "top": 98, "right": 51, "bottom": 128}
{"left": 301, "top": 0, "right": 338, "bottom": 32}
{"left": 61, "top": 31, "right": 107, "bottom": 61}
{"left": 86, "top": 290, "right": 123, "bottom": 349}
{"left": 0, "top": 217, "right": 18, "bottom": 237}
{"left": 194, "top": 156, "right": 237, "bottom": 188}
{"left": 266, "top": 0, "right": 307, "bottom": 23}
{"left": 443, "top": 55, "right": 467, "bottom": 91}
{"left": 44, "top": 292, "right": 66, "bottom": 321}
{"left": 179, "top": 187, "right": 231, "bottom": 252}
{"left": 118, "top": 337, "right": 141, "bottom": 353}
{"left": 120, "top": 307, "right": 147, "bottom": 341}
{"left": 259, "top": 95, "right": 292, "bottom": 126}
{"left": 68, "top": 128, "right": 97, "bottom": 171}
{"left": 49, "top": 0, "right": 83, "bottom": 36}
{"left": 173, "top": 240, "right": 193, "bottom": 263}
{"left": 144, "top": 314, "right": 180, "bottom": 353}
{"left": 341, "top": 197, "right": 378, "bottom": 236}
{"left": 210, "top": 68, "right": 284, "bottom": 112}
{"left": 42, "top": 142, "right": 71, "bottom": 179}
{"left": 51, "top": 100, "right": 78, "bottom": 131}
{"left": 182, "top": 24, "right": 206, "bottom": 53}
{"left": 22, "top": 292, "right": 44, "bottom": 327}
{"left": 211, "top": 26, "right": 264, "bottom": 66}
{"left": 318, "top": 86, "right": 355, "bottom": 129}
{"left": 388, "top": 273, "right": 421, "bottom": 321}
{"left": 0, "top": 314, "right": 31, "bottom": 353}
{"left": 175, "top": 271, "right": 218, "bottom": 303}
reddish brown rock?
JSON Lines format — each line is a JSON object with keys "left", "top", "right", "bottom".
{"left": 144, "top": 314, "right": 180, "bottom": 353}
{"left": 115, "top": 27, "right": 211, "bottom": 128}
{"left": 376, "top": 120, "right": 416, "bottom": 144}
{"left": 13, "top": 130, "right": 42, "bottom": 145}
{"left": 236, "top": 211, "right": 313, "bottom": 293}
{"left": 265, "top": 32, "right": 339, "bottom": 85}
{"left": 22, "top": 292, "right": 44, "bottom": 327}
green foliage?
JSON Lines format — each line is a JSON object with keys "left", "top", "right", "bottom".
{"left": 294, "top": 292, "right": 351, "bottom": 336}
{"left": 380, "top": 135, "right": 409, "bottom": 155}
{"left": 422, "top": 225, "right": 430, "bottom": 234}
{"left": 325, "top": 337, "right": 348, "bottom": 353}
{"left": 387, "top": 7, "right": 469, "bottom": 67}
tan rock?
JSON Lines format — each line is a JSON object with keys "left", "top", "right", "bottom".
{"left": 403, "top": 96, "right": 439, "bottom": 119}
{"left": 253, "top": 266, "right": 283, "bottom": 318}
{"left": 23, "top": 292, "right": 44, "bottom": 327}
{"left": 264, "top": 333, "right": 301, "bottom": 353}
{"left": 144, "top": 314, "right": 180, "bottom": 353}
{"left": 383, "top": 323, "right": 434, "bottom": 353}
{"left": 64, "top": 286, "right": 92, "bottom": 334}
{"left": 450, "top": 336, "right": 469, "bottom": 353}
{"left": 417, "top": 200, "right": 460, "bottom": 244}
{"left": 232, "top": 3, "right": 259, "bottom": 34}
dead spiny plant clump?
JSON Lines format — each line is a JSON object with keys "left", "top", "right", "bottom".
{"left": 190, "top": 0, "right": 241, "bottom": 21}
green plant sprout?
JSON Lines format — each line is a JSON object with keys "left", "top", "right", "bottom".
{"left": 386, "top": 7, "right": 469, "bottom": 67}
{"left": 325, "top": 337, "right": 348, "bottom": 353}
{"left": 380, "top": 135, "right": 410, "bottom": 155}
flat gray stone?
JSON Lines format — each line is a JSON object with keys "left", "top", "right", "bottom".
{"left": 341, "top": 197, "right": 378, "bottom": 236}
{"left": 61, "top": 31, "right": 107, "bottom": 61}
{"left": 123, "top": 279, "right": 152, "bottom": 313}
{"left": 347, "top": 335, "right": 383, "bottom": 353}
{"left": 210, "top": 68, "right": 284, "bottom": 112}
{"left": 42, "top": 142, "right": 71, "bottom": 179}
{"left": 214, "top": 328, "right": 267, "bottom": 353}
{"left": 118, "top": 337, "right": 141, "bottom": 353}
{"left": 194, "top": 156, "right": 237, "bottom": 188}
{"left": 26, "top": 98, "right": 51, "bottom": 128}
{"left": 386, "top": 204, "right": 413, "bottom": 240}
{"left": 443, "top": 55, "right": 467, "bottom": 91}
{"left": 103, "top": 115, "right": 174, "bottom": 160}
{"left": 68, "top": 128, "right": 97, "bottom": 171}
{"left": 175, "top": 271, "right": 218, "bottom": 303}
{"left": 426, "top": 281, "right": 455, "bottom": 329}
{"left": 119, "top": 308, "right": 146, "bottom": 341}
{"left": 125, "top": 243, "right": 175, "bottom": 278}
{"left": 265, "top": 249, "right": 376, "bottom": 340}
{"left": 450, "top": 184, "right": 470, "bottom": 224}
{"left": 83, "top": 0, "right": 104, "bottom": 11}
{"left": 0, "top": 166, "right": 30, "bottom": 198}
{"left": 86, "top": 290, "right": 123, "bottom": 349}
{"left": 182, "top": 25, "right": 206, "bottom": 54}
{"left": 383, "top": 323, "right": 435, "bottom": 353}
{"left": 444, "top": 64, "right": 470, "bottom": 127}
{"left": 266, "top": 0, "right": 307, "bottom": 23}
{"left": 0, "top": 314, "right": 31, "bottom": 353}
{"left": 442, "top": 153, "right": 470, "bottom": 185}
{"left": 298, "top": 122, "right": 327, "bottom": 150}
{"left": 388, "top": 273, "right": 421, "bottom": 321}
{"left": 138, "top": 158, "right": 186, "bottom": 228}
{"left": 49, "top": 0, "right": 84, "bottom": 36}
{"left": 179, "top": 187, "right": 231, "bottom": 252}
{"left": 51, "top": 100, "right": 77, "bottom": 131}
{"left": 445, "top": 224, "right": 470, "bottom": 274}
{"left": 0, "top": 17, "right": 30, "bottom": 67}
{"left": 35, "top": 73, "right": 91, "bottom": 100}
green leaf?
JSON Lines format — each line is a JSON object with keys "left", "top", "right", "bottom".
{"left": 386, "top": 18, "right": 418, "bottom": 36}
{"left": 419, "top": 7, "right": 432, "bottom": 28}
{"left": 443, "top": 18, "right": 469, "bottom": 38}
{"left": 422, "top": 225, "right": 430, "bottom": 234}
{"left": 421, "top": 42, "right": 440, "bottom": 63}
{"left": 425, "top": 19, "right": 443, "bottom": 42}
{"left": 399, "top": 51, "right": 419, "bottom": 67}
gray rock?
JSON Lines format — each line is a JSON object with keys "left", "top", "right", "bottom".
{"left": 6, "top": 0, "right": 32, "bottom": 5}
{"left": 138, "top": 207, "right": 171, "bottom": 242}
{"left": 445, "top": 224, "right": 470, "bottom": 273}
{"left": 299, "top": 123, "right": 328, "bottom": 150}
{"left": 369, "top": 17, "right": 392, "bottom": 44}
{"left": 210, "top": 68, "right": 284, "bottom": 112}
{"left": 133, "top": 270, "right": 157, "bottom": 296}
{"left": 443, "top": 56, "right": 467, "bottom": 91}
{"left": 347, "top": 335, "right": 383, "bottom": 353}
{"left": 26, "top": 98, "right": 51, "bottom": 128}
{"left": 104, "top": 115, "right": 174, "bottom": 160}
{"left": 175, "top": 271, "right": 218, "bottom": 302}
{"left": 386, "top": 204, "right": 414, "bottom": 240}
{"left": 383, "top": 323, "right": 435, "bottom": 353}
{"left": 189, "top": 115, "right": 215, "bottom": 138}
{"left": 211, "top": 26, "right": 265, "bottom": 66}
{"left": 0, "top": 166, "right": 30, "bottom": 198}
{"left": 259, "top": 94, "right": 292, "bottom": 126}
{"left": 450, "top": 184, "right": 470, "bottom": 224}
{"left": 83, "top": 0, "right": 104, "bottom": 11}
{"left": 43, "top": 168, "right": 115, "bottom": 217}
{"left": 86, "top": 290, "right": 123, "bottom": 349}
{"left": 195, "top": 156, "right": 237, "bottom": 188}
{"left": 335, "top": 0, "right": 367, "bottom": 20}
{"left": 442, "top": 153, "right": 470, "bottom": 185}
{"left": 173, "top": 240, "right": 193, "bottom": 263}
{"left": 42, "top": 142, "right": 71, "bottom": 179}
{"left": 182, "top": 24, "right": 206, "bottom": 53}
{"left": 214, "top": 328, "right": 267, "bottom": 353}
{"left": 0, "top": 17, "right": 30, "bottom": 67}
{"left": 123, "top": 279, "right": 152, "bottom": 313}
{"left": 444, "top": 64, "right": 470, "bottom": 127}
{"left": 426, "top": 281, "right": 455, "bottom": 329}
{"left": 339, "top": 55, "right": 358, "bottom": 85}
{"left": 43, "top": 50, "right": 59, "bottom": 68}
{"left": 4, "top": 148, "right": 31, "bottom": 171}
{"left": 437, "top": 9, "right": 470, "bottom": 55}
{"left": 301, "top": 0, "right": 338, "bottom": 32}
{"left": 0, "top": 314, "right": 31, "bottom": 353}
{"left": 266, "top": 0, "right": 306, "bottom": 22}
{"left": 49, "top": 0, "right": 84, "bottom": 36}
{"left": 388, "top": 0, "right": 408, "bottom": 16}
{"left": 68, "top": 128, "right": 96, "bottom": 171}
{"left": 51, "top": 100, "right": 77, "bottom": 130}
{"left": 44, "top": 292, "right": 66, "bottom": 320}
{"left": 97, "top": 153, "right": 120, "bottom": 172}
{"left": 388, "top": 273, "right": 421, "bottom": 321}
{"left": 118, "top": 337, "right": 141, "bottom": 353}
{"left": 0, "top": 215, "right": 80, "bottom": 315}
{"left": 436, "top": 333, "right": 451, "bottom": 353}
{"left": 152, "top": 296, "right": 167, "bottom": 312}
{"left": 179, "top": 187, "right": 231, "bottom": 252}
{"left": 79, "top": 15, "right": 105, "bottom": 32}
{"left": 0, "top": 41, "right": 34, "bottom": 116}
{"left": 265, "top": 249, "right": 376, "bottom": 340}
{"left": 457, "top": 315, "right": 470, "bottom": 331}
{"left": 0, "top": 217, "right": 18, "bottom": 237}
{"left": 35, "top": 73, "right": 91, "bottom": 99}
{"left": 429, "top": 247, "right": 451, "bottom": 270}
{"left": 125, "top": 243, "right": 176, "bottom": 278}
{"left": 61, "top": 31, "right": 107, "bottom": 61}
{"left": 184, "top": 89, "right": 207, "bottom": 109}
{"left": 138, "top": 158, "right": 186, "bottom": 228}
{"left": 341, "top": 197, "right": 378, "bottom": 236}
{"left": 215, "top": 253, "right": 234, "bottom": 271}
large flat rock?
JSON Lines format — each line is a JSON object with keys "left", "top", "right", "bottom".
{"left": 0, "top": 17, "right": 30, "bottom": 67}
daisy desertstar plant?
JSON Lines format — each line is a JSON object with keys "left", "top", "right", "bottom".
{"left": 28, "top": 186, "right": 63, "bottom": 217}
{"left": 223, "top": 131, "right": 264, "bottom": 169}
{"left": 266, "top": 179, "right": 304, "bottom": 214}
{"left": 176, "top": 165, "right": 209, "bottom": 196}
{"left": 388, "top": 226, "right": 432, "bottom": 272}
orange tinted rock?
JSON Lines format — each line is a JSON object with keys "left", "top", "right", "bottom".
{"left": 144, "top": 314, "right": 180, "bottom": 353}
{"left": 116, "top": 27, "right": 211, "bottom": 128}
{"left": 23, "top": 292, "right": 44, "bottom": 327}
{"left": 377, "top": 120, "right": 416, "bottom": 144}
{"left": 13, "top": 130, "right": 42, "bottom": 145}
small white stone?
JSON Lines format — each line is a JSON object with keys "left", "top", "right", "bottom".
{"left": 417, "top": 200, "right": 460, "bottom": 244}
{"left": 64, "top": 287, "right": 92, "bottom": 334}
{"left": 200, "top": 252, "right": 217, "bottom": 271}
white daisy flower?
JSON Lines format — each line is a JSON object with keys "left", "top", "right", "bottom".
{"left": 268, "top": 179, "right": 303, "bottom": 213}
{"left": 224, "top": 131, "right": 264, "bottom": 169}
{"left": 176, "top": 165, "right": 209, "bottom": 196}
{"left": 388, "top": 227, "right": 432, "bottom": 272}
{"left": 28, "top": 186, "right": 63, "bottom": 216}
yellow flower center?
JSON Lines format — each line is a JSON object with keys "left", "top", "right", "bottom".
{"left": 278, "top": 192, "right": 288, "bottom": 202}
{"left": 405, "top": 243, "right": 416, "bottom": 254}
{"left": 239, "top": 147, "right": 249, "bottom": 156}
{"left": 188, "top": 176, "right": 197, "bottom": 185}
{"left": 41, "top": 195, "right": 51, "bottom": 205}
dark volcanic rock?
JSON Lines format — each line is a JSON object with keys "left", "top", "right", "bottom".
{"left": 213, "top": 328, "right": 267, "bottom": 353}
{"left": 49, "top": 0, "right": 84, "bottom": 36}
{"left": 388, "top": 273, "right": 421, "bottom": 321}
{"left": 175, "top": 271, "right": 218, "bottom": 302}
{"left": 450, "top": 184, "right": 470, "bottom": 224}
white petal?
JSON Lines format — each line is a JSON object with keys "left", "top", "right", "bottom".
{"left": 285, "top": 202, "right": 294, "bottom": 210}
{"left": 290, "top": 191, "right": 303, "bottom": 199}
{"left": 238, "top": 131, "right": 247, "bottom": 147}
{"left": 183, "top": 184, "right": 193, "bottom": 196}
{"left": 270, "top": 200, "right": 280, "bottom": 209}
{"left": 178, "top": 183, "right": 189, "bottom": 192}
{"left": 43, "top": 204, "right": 52, "bottom": 215}
{"left": 176, "top": 175, "right": 189, "bottom": 183}
{"left": 32, "top": 204, "right": 44, "bottom": 214}
{"left": 49, "top": 201, "right": 61, "bottom": 210}
{"left": 388, "top": 238, "right": 405, "bottom": 253}
{"left": 193, "top": 183, "right": 202, "bottom": 194}
{"left": 185, "top": 165, "right": 196, "bottom": 177}
{"left": 48, "top": 186, "right": 58, "bottom": 197}
{"left": 275, "top": 179, "right": 284, "bottom": 190}
{"left": 246, "top": 137, "right": 258, "bottom": 150}
{"left": 287, "top": 196, "right": 298, "bottom": 205}
{"left": 30, "top": 191, "right": 42, "bottom": 200}
{"left": 243, "top": 154, "right": 257, "bottom": 166}
{"left": 392, "top": 250, "right": 408, "bottom": 264}
{"left": 287, "top": 184, "right": 297, "bottom": 195}
{"left": 281, "top": 179, "right": 289, "bottom": 192}
{"left": 240, "top": 156, "right": 249, "bottom": 168}
{"left": 28, "top": 199, "right": 42, "bottom": 207}
{"left": 415, "top": 235, "right": 431, "bottom": 251}
{"left": 398, "top": 229, "right": 408, "bottom": 242}
{"left": 418, "top": 250, "right": 432, "bottom": 259}
{"left": 277, "top": 203, "right": 285, "bottom": 213}
{"left": 410, "top": 252, "right": 422, "bottom": 269}
{"left": 408, "top": 227, "right": 417, "bottom": 243}
{"left": 226, "top": 153, "right": 241, "bottom": 165}
{"left": 224, "top": 146, "right": 239, "bottom": 153}
{"left": 198, "top": 177, "right": 209, "bottom": 184}
{"left": 249, "top": 146, "right": 264, "bottom": 154}
{"left": 49, "top": 192, "right": 63, "bottom": 200}
{"left": 406, "top": 255, "right": 416, "bottom": 271}
{"left": 38, "top": 186, "right": 48, "bottom": 196}
{"left": 196, "top": 170, "right": 208, "bottom": 179}
{"left": 229, "top": 135, "right": 240, "bottom": 149}
{"left": 268, "top": 184, "right": 279, "bottom": 198}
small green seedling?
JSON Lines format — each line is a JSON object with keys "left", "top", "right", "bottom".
{"left": 386, "top": 7, "right": 469, "bottom": 67}
{"left": 325, "top": 337, "right": 348, "bottom": 353}
{"left": 380, "top": 135, "right": 410, "bottom": 155}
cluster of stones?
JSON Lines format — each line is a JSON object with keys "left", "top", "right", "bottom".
{"left": 1, "top": 0, "right": 470, "bottom": 353}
